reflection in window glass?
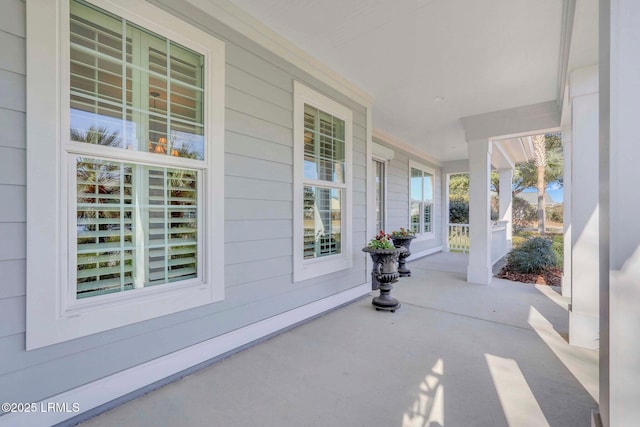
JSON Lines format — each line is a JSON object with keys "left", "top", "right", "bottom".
{"left": 303, "top": 186, "right": 341, "bottom": 259}
{"left": 410, "top": 165, "right": 434, "bottom": 234}
{"left": 375, "top": 160, "right": 385, "bottom": 232}
{"left": 69, "top": 0, "right": 204, "bottom": 160}
{"left": 76, "top": 158, "right": 198, "bottom": 298}
{"left": 303, "top": 104, "right": 345, "bottom": 183}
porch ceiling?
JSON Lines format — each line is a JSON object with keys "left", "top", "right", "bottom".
{"left": 226, "top": 0, "right": 564, "bottom": 161}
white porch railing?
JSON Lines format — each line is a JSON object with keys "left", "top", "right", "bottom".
{"left": 448, "top": 223, "right": 469, "bottom": 253}
{"left": 491, "top": 220, "right": 509, "bottom": 263}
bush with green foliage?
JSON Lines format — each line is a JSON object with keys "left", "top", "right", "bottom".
{"left": 551, "top": 234, "right": 563, "bottom": 267}
{"left": 546, "top": 205, "right": 564, "bottom": 223}
{"left": 506, "top": 237, "right": 556, "bottom": 274}
{"left": 511, "top": 235, "right": 527, "bottom": 248}
{"left": 449, "top": 197, "right": 469, "bottom": 224}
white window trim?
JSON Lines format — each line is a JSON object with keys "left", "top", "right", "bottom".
{"left": 372, "top": 156, "right": 388, "bottom": 233}
{"left": 409, "top": 159, "right": 436, "bottom": 242}
{"left": 372, "top": 142, "right": 393, "bottom": 232}
{"left": 26, "top": 0, "right": 225, "bottom": 350}
{"left": 293, "top": 81, "right": 353, "bottom": 282}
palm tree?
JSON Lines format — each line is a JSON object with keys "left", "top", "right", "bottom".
{"left": 532, "top": 134, "right": 547, "bottom": 235}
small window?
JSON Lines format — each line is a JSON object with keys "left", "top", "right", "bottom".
{"left": 293, "top": 82, "right": 353, "bottom": 282}
{"left": 374, "top": 159, "right": 386, "bottom": 232}
{"left": 409, "top": 161, "right": 434, "bottom": 235}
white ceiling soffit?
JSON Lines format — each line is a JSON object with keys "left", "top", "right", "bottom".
{"left": 492, "top": 137, "right": 534, "bottom": 168}
{"left": 226, "top": 0, "right": 566, "bottom": 162}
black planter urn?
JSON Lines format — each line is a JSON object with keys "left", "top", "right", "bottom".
{"left": 362, "top": 246, "right": 405, "bottom": 312}
{"left": 391, "top": 235, "right": 416, "bottom": 277}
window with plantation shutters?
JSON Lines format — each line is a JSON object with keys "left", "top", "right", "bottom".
{"left": 25, "top": 0, "right": 225, "bottom": 349}
{"left": 69, "top": 0, "right": 205, "bottom": 299}
{"left": 409, "top": 161, "right": 435, "bottom": 235}
{"left": 293, "top": 82, "right": 353, "bottom": 283}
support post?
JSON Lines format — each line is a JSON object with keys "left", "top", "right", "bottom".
{"left": 568, "top": 66, "right": 599, "bottom": 350}
{"left": 600, "top": 0, "right": 640, "bottom": 424}
{"left": 498, "top": 168, "right": 513, "bottom": 250}
{"left": 467, "top": 139, "right": 492, "bottom": 284}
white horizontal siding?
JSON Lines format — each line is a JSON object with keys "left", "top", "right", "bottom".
{"left": 226, "top": 86, "right": 292, "bottom": 128}
{"left": 0, "top": 259, "right": 25, "bottom": 299}
{"left": 226, "top": 63, "right": 292, "bottom": 108}
{"left": 0, "top": 223, "right": 25, "bottom": 261}
{"left": 225, "top": 131, "right": 292, "bottom": 163}
{"left": 225, "top": 219, "right": 292, "bottom": 243}
{"left": 225, "top": 153, "right": 291, "bottom": 182}
{"left": 226, "top": 109, "right": 292, "bottom": 147}
{"left": 0, "top": 297, "right": 24, "bottom": 337}
{"left": 225, "top": 199, "right": 292, "bottom": 221}
{"left": 0, "top": 147, "right": 25, "bottom": 186}
{"left": 0, "top": 185, "right": 24, "bottom": 222}
{"left": 226, "top": 256, "right": 291, "bottom": 287}
{"left": 0, "top": 69, "right": 25, "bottom": 112}
{"left": 0, "top": 30, "right": 25, "bottom": 74}
{"left": 0, "top": 108, "right": 26, "bottom": 149}
{"left": 225, "top": 176, "right": 292, "bottom": 201}
{"left": 226, "top": 41, "right": 293, "bottom": 92}
{"left": 0, "top": 0, "right": 25, "bottom": 38}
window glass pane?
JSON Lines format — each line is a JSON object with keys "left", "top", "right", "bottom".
{"left": 424, "top": 174, "right": 433, "bottom": 201}
{"left": 410, "top": 167, "right": 422, "bottom": 201}
{"left": 410, "top": 201, "right": 421, "bottom": 234}
{"left": 303, "top": 186, "right": 341, "bottom": 259}
{"left": 375, "top": 160, "right": 385, "bottom": 232}
{"left": 424, "top": 203, "right": 432, "bottom": 233}
{"left": 69, "top": 0, "right": 204, "bottom": 160}
{"left": 303, "top": 105, "right": 345, "bottom": 183}
{"left": 76, "top": 157, "right": 198, "bottom": 299}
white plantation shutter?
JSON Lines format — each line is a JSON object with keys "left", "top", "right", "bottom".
{"left": 70, "top": 0, "right": 205, "bottom": 300}
{"left": 76, "top": 159, "right": 135, "bottom": 298}
{"left": 75, "top": 160, "right": 199, "bottom": 298}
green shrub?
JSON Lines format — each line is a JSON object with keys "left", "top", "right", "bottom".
{"left": 507, "top": 237, "right": 556, "bottom": 274}
{"left": 511, "top": 235, "right": 527, "bottom": 248}
{"left": 551, "top": 236, "right": 563, "bottom": 267}
{"left": 546, "top": 205, "right": 564, "bottom": 223}
{"left": 449, "top": 197, "right": 469, "bottom": 224}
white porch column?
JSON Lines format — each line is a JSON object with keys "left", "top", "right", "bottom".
{"left": 467, "top": 138, "right": 492, "bottom": 284}
{"left": 600, "top": 1, "right": 640, "bottom": 424}
{"left": 568, "top": 65, "right": 599, "bottom": 350}
{"left": 498, "top": 168, "right": 513, "bottom": 248}
{"left": 442, "top": 173, "right": 451, "bottom": 252}
{"left": 561, "top": 129, "right": 572, "bottom": 298}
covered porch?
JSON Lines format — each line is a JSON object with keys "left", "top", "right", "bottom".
{"left": 77, "top": 254, "right": 598, "bottom": 427}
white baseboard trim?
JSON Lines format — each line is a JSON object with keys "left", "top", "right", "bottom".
{"left": 0, "top": 283, "right": 370, "bottom": 427}
{"left": 407, "top": 246, "right": 443, "bottom": 262}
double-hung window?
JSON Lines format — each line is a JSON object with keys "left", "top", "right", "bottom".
{"left": 293, "top": 82, "right": 352, "bottom": 282}
{"left": 409, "top": 160, "right": 435, "bottom": 236}
{"left": 26, "top": 0, "right": 225, "bottom": 349}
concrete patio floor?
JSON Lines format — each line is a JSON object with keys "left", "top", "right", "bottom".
{"left": 77, "top": 253, "right": 598, "bottom": 427}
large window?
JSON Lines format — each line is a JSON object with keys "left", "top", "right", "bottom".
{"left": 409, "top": 161, "right": 435, "bottom": 236}
{"left": 26, "top": 0, "right": 225, "bottom": 349}
{"left": 294, "top": 82, "right": 352, "bottom": 282}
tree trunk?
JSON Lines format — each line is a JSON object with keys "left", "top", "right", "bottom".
{"left": 532, "top": 134, "right": 547, "bottom": 236}
{"left": 537, "top": 164, "right": 546, "bottom": 235}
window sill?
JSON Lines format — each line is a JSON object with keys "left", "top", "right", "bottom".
{"left": 413, "top": 232, "right": 435, "bottom": 243}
